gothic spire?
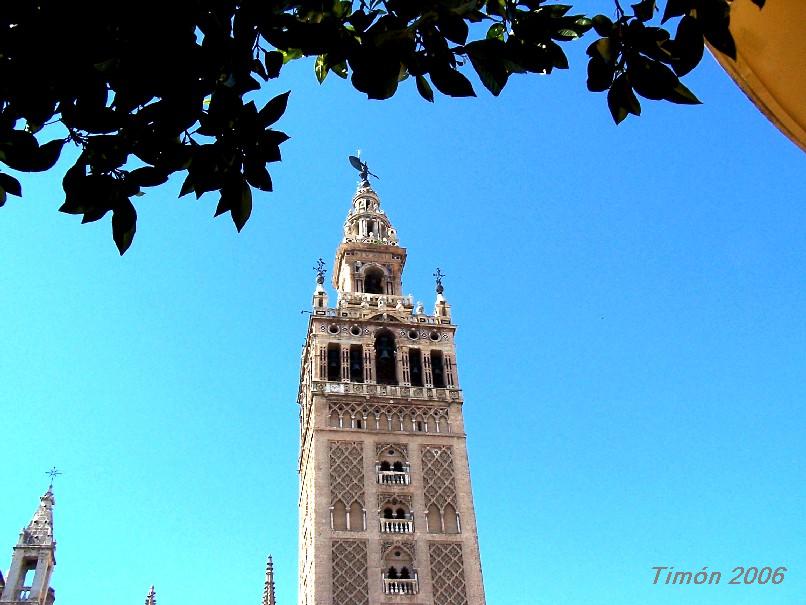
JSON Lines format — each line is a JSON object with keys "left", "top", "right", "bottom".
{"left": 262, "top": 555, "right": 276, "bottom": 605}
{"left": 145, "top": 585, "right": 157, "bottom": 605}
{"left": 18, "top": 487, "right": 55, "bottom": 547}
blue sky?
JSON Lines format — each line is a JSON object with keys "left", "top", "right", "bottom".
{"left": 1, "top": 9, "right": 804, "bottom": 605}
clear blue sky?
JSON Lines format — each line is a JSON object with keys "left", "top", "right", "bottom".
{"left": 1, "top": 10, "right": 804, "bottom": 605}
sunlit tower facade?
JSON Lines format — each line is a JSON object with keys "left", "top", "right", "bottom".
{"left": 296, "top": 173, "right": 486, "bottom": 605}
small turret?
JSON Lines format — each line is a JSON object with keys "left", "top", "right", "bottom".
{"left": 312, "top": 258, "right": 328, "bottom": 310}
{"left": 433, "top": 268, "right": 451, "bottom": 320}
{"left": 262, "top": 555, "right": 276, "bottom": 605}
{"left": 144, "top": 586, "right": 157, "bottom": 605}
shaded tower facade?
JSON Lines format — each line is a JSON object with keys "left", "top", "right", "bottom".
{"left": 297, "top": 177, "right": 486, "bottom": 605}
{"left": 0, "top": 490, "right": 56, "bottom": 605}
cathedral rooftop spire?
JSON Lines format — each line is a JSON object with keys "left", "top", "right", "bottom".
{"left": 144, "top": 585, "right": 157, "bottom": 605}
{"left": 18, "top": 487, "right": 56, "bottom": 547}
{"left": 262, "top": 555, "right": 276, "bottom": 605}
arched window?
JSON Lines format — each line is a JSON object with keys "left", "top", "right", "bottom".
{"left": 400, "top": 567, "right": 411, "bottom": 579}
{"left": 332, "top": 500, "right": 347, "bottom": 530}
{"left": 380, "top": 461, "right": 391, "bottom": 472}
{"left": 364, "top": 268, "right": 384, "bottom": 294}
{"left": 349, "top": 501, "right": 364, "bottom": 531}
{"left": 375, "top": 330, "right": 397, "bottom": 385}
{"left": 427, "top": 504, "right": 441, "bottom": 533}
{"left": 392, "top": 461, "right": 404, "bottom": 472}
{"left": 443, "top": 503, "right": 459, "bottom": 534}
{"left": 387, "top": 566, "right": 398, "bottom": 579}
{"left": 395, "top": 508, "right": 406, "bottom": 519}
{"left": 383, "top": 508, "right": 394, "bottom": 519}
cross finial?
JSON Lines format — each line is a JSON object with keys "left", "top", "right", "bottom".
{"left": 433, "top": 268, "right": 445, "bottom": 294}
{"left": 314, "top": 258, "right": 326, "bottom": 284}
{"left": 45, "top": 467, "right": 62, "bottom": 489}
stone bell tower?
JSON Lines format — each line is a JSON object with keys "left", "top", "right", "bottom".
{"left": 297, "top": 170, "right": 486, "bottom": 605}
{"left": 0, "top": 489, "right": 57, "bottom": 605}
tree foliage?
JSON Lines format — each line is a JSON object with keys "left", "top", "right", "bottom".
{"left": 0, "top": 0, "right": 763, "bottom": 253}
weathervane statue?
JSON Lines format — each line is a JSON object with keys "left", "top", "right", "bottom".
{"left": 348, "top": 152, "right": 379, "bottom": 185}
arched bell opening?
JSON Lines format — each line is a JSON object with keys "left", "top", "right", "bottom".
{"left": 364, "top": 267, "right": 384, "bottom": 294}
{"left": 374, "top": 329, "right": 397, "bottom": 385}
{"left": 430, "top": 350, "right": 446, "bottom": 388}
{"left": 349, "top": 344, "right": 364, "bottom": 382}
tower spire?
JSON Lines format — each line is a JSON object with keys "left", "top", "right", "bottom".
{"left": 144, "top": 585, "right": 157, "bottom": 605}
{"left": 262, "top": 555, "right": 276, "bottom": 605}
{"left": 1, "top": 487, "right": 57, "bottom": 604}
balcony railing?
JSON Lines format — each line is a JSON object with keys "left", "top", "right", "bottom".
{"left": 312, "top": 380, "right": 460, "bottom": 403}
{"left": 383, "top": 577, "right": 419, "bottom": 595}
{"left": 380, "top": 518, "right": 414, "bottom": 533}
{"left": 378, "top": 470, "right": 409, "bottom": 485}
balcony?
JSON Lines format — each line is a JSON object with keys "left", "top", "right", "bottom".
{"left": 383, "top": 577, "right": 419, "bottom": 595}
{"left": 380, "top": 518, "right": 414, "bottom": 534}
{"left": 312, "top": 380, "right": 460, "bottom": 404}
{"left": 377, "top": 470, "right": 409, "bottom": 485}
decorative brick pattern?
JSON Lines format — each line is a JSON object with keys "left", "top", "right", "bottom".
{"left": 332, "top": 540, "right": 369, "bottom": 605}
{"left": 328, "top": 400, "right": 450, "bottom": 433}
{"left": 422, "top": 445, "right": 457, "bottom": 510}
{"left": 429, "top": 542, "right": 468, "bottom": 605}
{"left": 329, "top": 440, "right": 365, "bottom": 506}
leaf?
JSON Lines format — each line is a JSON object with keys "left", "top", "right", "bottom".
{"left": 415, "top": 75, "right": 435, "bottom": 102}
{"left": 487, "top": 23, "right": 506, "bottom": 41}
{"left": 217, "top": 176, "right": 252, "bottom": 231}
{"left": 607, "top": 74, "right": 641, "bottom": 123}
{"left": 258, "top": 91, "right": 290, "bottom": 127}
{"left": 179, "top": 173, "right": 194, "bottom": 197}
{"left": 129, "top": 167, "right": 169, "bottom": 187}
{"left": 232, "top": 179, "right": 252, "bottom": 231}
{"left": 664, "top": 80, "right": 701, "bottom": 104}
{"left": 438, "top": 14, "right": 469, "bottom": 45}
{"left": 315, "top": 55, "right": 329, "bottom": 83}
{"left": 0, "top": 173, "right": 22, "bottom": 197}
{"left": 672, "top": 15, "right": 704, "bottom": 76}
{"left": 29, "top": 139, "right": 65, "bottom": 172}
{"left": 331, "top": 61, "right": 348, "bottom": 79}
{"left": 592, "top": 14, "right": 613, "bottom": 36}
{"left": 264, "top": 51, "right": 284, "bottom": 78}
{"left": 662, "top": 0, "right": 691, "bottom": 23}
{"left": 631, "top": 0, "right": 656, "bottom": 22}
{"left": 112, "top": 199, "right": 137, "bottom": 255}
{"left": 587, "top": 38, "right": 614, "bottom": 64}
{"left": 429, "top": 67, "right": 476, "bottom": 98}
{"left": 704, "top": 24, "right": 736, "bottom": 60}
{"left": 628, "top": 56, "right": 678, "bottom": 100}
{"left": 252, "top": 58, "right": 268, "bottom": 81}
{"left": 586, "top": 58, "right": 614, "bottom": 92}
{"left": 466, "top": 40, "right": 509, "bottom": 96}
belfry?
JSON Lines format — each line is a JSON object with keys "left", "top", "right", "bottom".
{"left": 0, "top": 489, "right": 57, "bottom": 605}
{"left": 296, "top": 167, "right": 486, "bottom": 605}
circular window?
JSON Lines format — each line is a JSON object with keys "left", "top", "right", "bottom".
{"left": 430, "top": 330, "right": 440, "bottom": 341}
{"left": 394, "top": 551, "right": 401, "bottom": 557}
{"left": 350, "top": 325, "right": 361, "bottom": 336}
{"left": 388, "top": 449, "right": 395, "bottom": 455}
{"left": 328, "top": 324, "right": 339, "bottom": 334}
{"left": 407, "top": 329, "right": 419, "bottom": 340}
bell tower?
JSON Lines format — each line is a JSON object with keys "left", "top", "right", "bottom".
{"left": 0, "top": 489, "right": 57, "bottom": 605}
{"left": 297, "top": 168, "right": 486, "bottom": 605}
